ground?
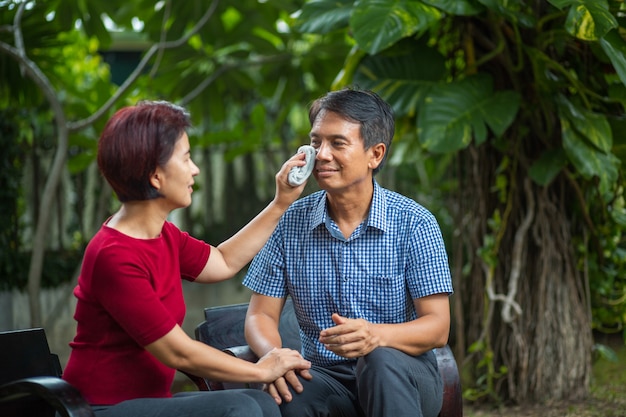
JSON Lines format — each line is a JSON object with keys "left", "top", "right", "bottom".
{"left": 465, "top": 334, "right": 626, "bottom": 417}
{"left": 466, "top": 398, "right": 626, "bottom": 417}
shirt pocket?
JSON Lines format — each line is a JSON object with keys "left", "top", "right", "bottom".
{"left": 343, "top": 273, "right": 411, "bottom": 323}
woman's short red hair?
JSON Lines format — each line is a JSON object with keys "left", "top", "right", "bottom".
{"left": 97, "top": 100, "right": 191, "bottom": 202}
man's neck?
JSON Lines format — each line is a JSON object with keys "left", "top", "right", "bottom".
{"left": 326, "top": 181, "right": 374, "bottom": 239}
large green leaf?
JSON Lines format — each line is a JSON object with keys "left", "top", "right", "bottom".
{"left": 600, "top": 30, "right": 626, "bottom": 88}
{"left": 294, "top": 0, "right": 354, "bottom": 34}
{"left": 332, "top": 46, "right": 367, "bottom": 90}
{"left": 353, "top": 40, "right": 446, "bottom": 116}
{"left": 351, "top": 0, "right": 442, "bottom": 55}
{"left": 548, "top": 0, "right": 616, "bottom": 41}
{"left": 418, "top": 74, "right": 520, "bottom": 153}
{"left": 561, "top": 115, "right": 620, "bottom": 198}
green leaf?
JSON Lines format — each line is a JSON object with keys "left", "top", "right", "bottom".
{"left": 529, "top": 149, "right": 568, "bottom": 186}
{"left": 351, "top": 0, "right": 442, "bottom": 55}
{"left": 564, "top": 0, "right": 616, "bottom": 41}
{"left": 557, "top": 96, "right": 613, "bottom": 153}
{"left": 332, "top": 46, "right": 367, "bottom": 90}
{"left": 294, "top": 0, "right": 354, "bottom": 34}
{"left": 549, "top": 0, "right": 616, "bottom": 40}
{"left": 561, "top": 116, "right": 620, "bottom": 198}
{"left": 600, "top": 30, "right": 626, "bottom": 87}
{"left": 480, "top": 91, "right": 520, "bottom": 138}
{"left": 418, "top": 74, "right": 520, "bottom": 153}
{"left": 421, "top": 0, "right": 484, "bottom": 16}
{"left": 593, "top": 343, "right": 618, "bottom": 362}
{"left": 353, "top": 40, "right": 446, "bottom": 116}
{"left": 611, "top": 206, "right": 626, "bottom": 227}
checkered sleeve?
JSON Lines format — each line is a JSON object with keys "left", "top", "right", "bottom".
{"left": 407, "top": 211, "right": 453, "bottom": 299}
{"left": 243, "top": 222, "right": 289, "bottom": 298}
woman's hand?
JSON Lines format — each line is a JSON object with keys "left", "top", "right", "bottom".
{"left": 255, "top": 348, "right": 312, "bottom": 404}
{"left": 195, "top": 151, "right": 310, "bottom": 284}
{"left": 273, "top": 151, "right": 309, "bottom": 210}
{"left": 255, "top": 347, "right": 311, "bottom": 383}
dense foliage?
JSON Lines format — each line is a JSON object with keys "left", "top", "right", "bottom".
{"left": 291, "top": 0, "right": 626, "bottom": 404}
{"left": 0, "top": 0, "right": 349, "bottom": 325}
{"left": 2, "top": 0, "right": 626, "bottom": 406}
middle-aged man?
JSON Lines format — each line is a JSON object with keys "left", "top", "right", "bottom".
{"left": 243, "top": 87, "right": 453, "bottom": 417}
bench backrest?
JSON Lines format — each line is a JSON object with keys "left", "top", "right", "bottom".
{"left": 0, "top": 328, "right": 62, "bottom": 385}
{"left": 0, "top": 328, "right": 63, "bottom": 417}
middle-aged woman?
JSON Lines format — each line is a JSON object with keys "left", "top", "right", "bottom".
{"left": 62, "top": 100, "right": 311, "bottom": 417}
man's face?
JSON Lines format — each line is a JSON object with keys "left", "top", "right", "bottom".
{"left": 309, "top": 110, "right": 378, "bottom": 194}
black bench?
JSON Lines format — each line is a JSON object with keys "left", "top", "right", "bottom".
{"left": 0, "top": 328, "right": 94, "bottom": 417}
{"left": 192, "top": 299, "right": 463, "bottom": 417}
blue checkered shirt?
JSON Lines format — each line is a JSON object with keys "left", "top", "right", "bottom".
{"left": 243, "top": 180, "right": 453, "bottom": 367}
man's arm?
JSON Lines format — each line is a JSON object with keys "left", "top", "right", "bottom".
{"left": 245, "top": 293, "right": 285, "bottom": 356}
{"left": 245, "top": 293, "right": 312, "bottom": 403}
{"left": 319, "top": 293, "right": 450, "bottom": 358}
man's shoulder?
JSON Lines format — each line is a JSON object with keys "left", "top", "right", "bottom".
{"left": 379, "top": 186, "right": 431, "bottom": 216}
{"left": 287, "top": 189, "right": 325, "bottom": 212}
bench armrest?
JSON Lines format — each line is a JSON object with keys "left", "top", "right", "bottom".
{"left": 0, "top": 375, "right": 94, "bottom": 417}
{"left": 223, "top": 345, "right": 259, "bottom": 363}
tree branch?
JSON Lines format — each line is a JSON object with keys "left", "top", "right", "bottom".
{"left": 149, "top": 0, "right": 173, "bottom": 78}
{"left": 0, "top": 39, "right": 69, "bottom": 327}
{"left": 179, "top": 53, "right": 290, "bottom": 106}
{"left": 501, "top": 178, "right": 534, "bottom": 323}
{"left": 67, "top": 0, "right": 220, "bottom": 131}
{"left": 13, "top": 0, "right": 27, "bottom": 76}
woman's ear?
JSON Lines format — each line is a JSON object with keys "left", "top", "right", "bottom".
{"left": 368, "top": 143, "right": 386, "bottom": 170}
{"left": 149, "top": 169, "right": 162, "bottom": 191}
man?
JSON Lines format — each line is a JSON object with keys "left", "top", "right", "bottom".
{"left": 243, "top": 87, "right": 453, "bottom": 417}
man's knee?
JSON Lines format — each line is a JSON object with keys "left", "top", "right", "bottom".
{"left": 357, "top": 347, "right": 410, "bottom": 381}
{"left": 240, "top": 389, "right": 281, "bottom": 417}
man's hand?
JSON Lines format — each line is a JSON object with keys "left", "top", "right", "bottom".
{"left": 319, "top": 314, "right": 380, "bottom": 358}
{"left": 264, "top": 368, "right": 313, "bottom": 404}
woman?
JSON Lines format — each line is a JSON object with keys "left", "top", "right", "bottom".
{"left": 62, "top": 100, "right": 311, "bottom": 417}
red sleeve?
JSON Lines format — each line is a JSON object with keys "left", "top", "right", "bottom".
{"left": 166, "top": 222, "right": 211, "bottom": 281}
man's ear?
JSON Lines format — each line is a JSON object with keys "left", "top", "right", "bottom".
{"left": 368, "top": 143, "right": 386, "bottom": 170}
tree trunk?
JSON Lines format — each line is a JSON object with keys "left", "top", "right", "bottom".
{"left": 458, "top": 143, "right": 593, "bottom": 404}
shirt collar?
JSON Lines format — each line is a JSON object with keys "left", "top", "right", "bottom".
{"left": 309, "top": 180, "right": 387, "bottom": 233}
{"left": 367, "top": 180, "right": 387, "bottom": 232}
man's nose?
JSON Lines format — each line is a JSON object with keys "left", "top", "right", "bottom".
{"left": 316, "top": 143, "right": 330, "bottom": 160}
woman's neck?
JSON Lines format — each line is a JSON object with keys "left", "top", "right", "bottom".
{"left": 107, "top": 201, "right": 168, "bottom": 239}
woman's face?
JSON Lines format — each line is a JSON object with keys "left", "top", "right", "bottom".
{"left": 151, "top": 133, "right": 200, "bottom": 209}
